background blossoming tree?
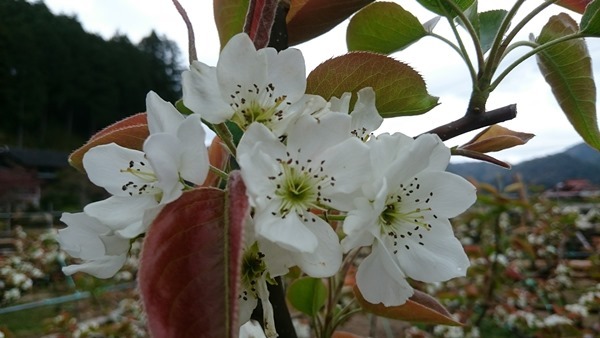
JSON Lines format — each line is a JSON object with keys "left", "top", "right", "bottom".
{"left": 58, "top": 0, "right": 600, "bottom": 337}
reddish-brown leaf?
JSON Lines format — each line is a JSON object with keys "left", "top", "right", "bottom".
{"left": 244, "top": 0, "right": 278, "bottom": 48}
{"left": 139, "top": 171, "right": 247, "bottom": 338}
{"left": 555, "top": 0, "right": 591, "bottom": 13}
{"left": 355, "top": 287, "right": 463, "bottom": 326}
{"left": 459, "top": 125, "right": 535, "bottom": 153}
{"left": 286, "top": 0, "right": 374, "bottom": 45}
{"left": 68, "top": 113, "right": 148, "bottom": 172}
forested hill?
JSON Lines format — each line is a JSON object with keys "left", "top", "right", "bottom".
{"left": 448, "top": 143, "right": 600, "bottom": 189}
{"left": 0, "top": 0, "right": 183, "bottom": 150}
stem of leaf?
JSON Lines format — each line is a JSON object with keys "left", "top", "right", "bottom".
{"left": 441, "top": 0, "right": 485, "bottom": 71}
{"left": 490, "top": 32, "right": 585, "bottom": 91}
{"left": 209, "top": 165, "right": 229, "bottom": 182}
{"left": 441, "top": 8, "right": 478, "bottom": 83}
{"left": 483, "top": 0, "right": 525, "bottom": 80}
{"left": 214, "top": 123, "right": 237, "bottom": 157}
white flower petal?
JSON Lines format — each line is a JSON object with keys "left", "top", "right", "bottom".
{"left": 254, "top": 210, "right": 318, "bottom": 253}
{"left": 406, "top": 171, "right": 477, "bottom": 218}
{"left": 394, "top": 218, "right": 470, "bottom": 283}
{"left": 84, "top": 195, "right": 156, "bottom": 230}
{"left": 144, "top": 133, "right": 184, "bottom": 204}
{"left": 356, "top": 242, "right": 413, "bottom": 306}
{"left": 262, "top": 46, "right": 306, "bottom": 103}
{"left": 239, "top": 320, "right": 267, "bottom": 338}
{"left": 62, "top": 254, "right": 127, "bottom": 279}
{"left": 176, "top": 114, "right": 209, "bottom": 185}
{"left": 294, "top": 216, "right": 343, "bottom": 277}
{"left": 83, "top": 143, "right": 148, "bottom": 196}
{"left": 287, "top": 113, "right": 352, "bottom": 162}
{"left": 59, "top": 212, "right": 110, "bottom": 260}
{"left": 350, "top": 87, "right": 383, "bottom": 138}
{"left": 146, "top": 91, "right": 185, "bottom": 135}
{"left": 217, "top": 34, "right": 267, "bottom": 102}
{"left": 182, "top": 61, "right": 231, "bottom": 124}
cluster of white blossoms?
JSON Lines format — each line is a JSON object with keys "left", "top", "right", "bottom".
{"left": 59, "top": 32, "right": 476, "bottom": 336}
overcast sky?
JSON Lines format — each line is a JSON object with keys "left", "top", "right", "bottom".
{"left": 33, "top": 0, "right": 600, "bottom": 163}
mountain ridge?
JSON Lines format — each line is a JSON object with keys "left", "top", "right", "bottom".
{"left": 447, "top": 143, "right": 600, "bottom": 188}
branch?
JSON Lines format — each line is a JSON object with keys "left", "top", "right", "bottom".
{"left": 423, "top": 104, "right": 517, "bottom": 141}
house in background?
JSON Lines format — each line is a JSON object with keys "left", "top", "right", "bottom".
{"left": 0, "top": 146, "right": 68, "bottom": 211}
{"left": 543, "top": 179, "right": 600, "bottom": 199}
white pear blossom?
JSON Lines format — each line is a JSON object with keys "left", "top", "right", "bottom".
{"left": 237, "top": 113, "right": 370, "bottom": 277}
{"left": 182, "top": 33, "right": 307, "bottom": 135}
{"left": 342, "top": 133, "right": 476, "bottom": 306}
{"left": 82, "top": 92, "right": 209, "bottom": 238}
{"left": 58, "top": 212, "right": 130, "bottom": 278}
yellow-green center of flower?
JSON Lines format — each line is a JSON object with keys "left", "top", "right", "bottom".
{"left": 275, "top": 164, "right": 319, "bottom": 216}
{"left": 228, "top": 82, "right": 289, "bottom": 129}
{"left": 377, "top": 177, "right": 437, "bottom": 253}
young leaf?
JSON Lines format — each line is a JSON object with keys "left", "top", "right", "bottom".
{"left": 354, "top": 287, "right": 463, "bottom": 326}
{"left": 139, "top": 171, "right": 247, "bottom": 338}
{"left": 423, "top": 16, "right": 442, "bottom": 33}
{"left": 479, "top": 10, "right": 508, "bottom": 54}
{"left": 415, "top": 0, "right": 475, "bottom": 17}
{"left": 580, "top": 0, "right": 600, "bottom": 36}
{"left": 346, "top": 2, "right": 427, "bottom": 54}
{"left": 214, "top": 0, "right": 250, "bottom": 49}
{"left": 243, "top": 0, "right": 278, "bottom": 48}
{"left": 286, "top": 0, "right": 373, "bottom": 46}
{"left": 68, "top": 113, "right": 148, "bottom": 172}
{"left": 535, "top": 13, "right": 600, "bottom": 150}
{"left": 306, "top": 52, "right": 439, "bottom": 117}
{"left": 458, "top": 125, "right": 534, "bottom": 153}
{"left": 286, "top": 277, "right": 328, "bottom": 316}
{"left": 555, "top": 0, "right": 592, "bottom": 14}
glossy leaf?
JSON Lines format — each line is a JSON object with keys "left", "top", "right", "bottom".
{"left": 580, "top": 0, "right": 600, "bottom": 35}
{"left": 286, "top": 277, "right": 328, "bottom": 316}
{"left": 306, "top": 52, "right": 439, "bottom": 116}
{"left": 555, "top": 0, "right": 592, "bottom": 14}
{"left": 415, "top": 0, "right": 475, "bottom": 17}
{"left": 214, "top": 0, "right": 250, "bottom": 49}
{"left": 479, "top": 10, "right": 508, "bottom": 54}
{"left": 346, "top": 2, "right": 427, "bottom": 54}
{"left": 286, "top": 0, "right": 374, "bottom": 46}
{"left": 535, "top": 13, "right": 600, "bottom": 150}
{"left": 68, "top": 113, "right": 148, "bottom": 172}
{"left": 139, "top": 172, "right": 247, "bottom": 338}
{"left": 459, "top": 125, "right": 534, "bottom": 153}
{"left": 354, "top": 287, "right": 463, "bottom": 326}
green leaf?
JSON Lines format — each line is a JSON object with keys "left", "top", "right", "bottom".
{"left": 535, "top": 13, "right": 600, "bottom": 150}
{"left": 306, "top": 52, "right": 439, "bottom": 117}
{"left": 214, "top": 0, "right": 250, "bottom": 49}
{"left": 286, "top": 277, "right": 327, "bottom": 316}
{"left": 346, "top": 2, "right": 427, "bottom": 54}
{"left": 479, "top": 10, "right": 508, "bottom": 54}
{"left": 580, "top": 0, "right": 600, "bottom": 36}
{"left": 415, "top": 0, "right": 475, "bottom": 17}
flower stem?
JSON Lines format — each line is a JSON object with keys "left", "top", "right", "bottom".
{"left": 214, "top": 123, "right": 237, "bottom": 157}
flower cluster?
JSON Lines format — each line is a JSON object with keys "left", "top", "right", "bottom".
{"left": 58, "top": 33, "right": 476, "bottom": 336}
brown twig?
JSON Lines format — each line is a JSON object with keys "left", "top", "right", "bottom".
{"left": 423, "top": 104, "right": 518, "bottom": 141}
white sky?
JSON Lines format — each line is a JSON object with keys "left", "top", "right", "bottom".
{"left": 33, "top": 0, "right": 600, "bottom": 163}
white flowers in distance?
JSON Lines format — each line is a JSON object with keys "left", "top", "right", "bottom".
{"left": 59, "top": 32, "right": 477, "bottom": 336}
